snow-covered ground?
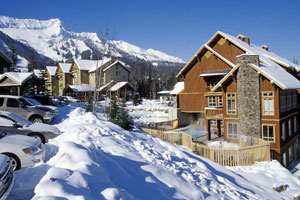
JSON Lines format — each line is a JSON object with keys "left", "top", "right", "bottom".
{"left": 6, "top": 102, "right": 300, "bottom": 200}
{"left": 127, "top": 100, "right": 171, "bottom": 126}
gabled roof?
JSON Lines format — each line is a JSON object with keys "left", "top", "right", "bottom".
{"left": 58, "top": 63, "right": 72, "bottom": 73}
{"left": 110, "top": 82, "right": 135, "bottom": 92}
{"left": 98, "top": 80, "right": 116, "bottom": 92}
{"left": 178, "top": 31, "right": 300, "bottom": 90}
{"left": 102, "top": 60, "right": 131, "bottom": 73}
{"left": 74, "top": 58, "right": 112, "bottom": 72}
{"left": 212, "top": 56, "right": 300, "bottom": 91}
{"left": 215, "top": 31, "right": 300, "bottom": 71}
{"left": 0, "top": 72, "right": 33, "bottom": 86}
{"left": 170, "top": 82, "right": 184, "bottom": 95}
{"left": 46, "top": 66, "right": 57, "bottom": 76}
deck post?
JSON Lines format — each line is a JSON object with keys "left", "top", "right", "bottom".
{"left": 206, "top": 120, "right": 211, "bottom": 140}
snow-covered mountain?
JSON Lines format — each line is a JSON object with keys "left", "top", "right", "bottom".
{"left": 0, "top": 16, "right": 185, "bottom": 65}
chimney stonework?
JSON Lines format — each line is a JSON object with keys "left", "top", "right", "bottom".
{"left": 236, "top": 55, "right": 261, "bottom": 138}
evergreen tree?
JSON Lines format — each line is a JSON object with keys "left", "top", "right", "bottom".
{"left": 115, "top": 101, "right": 133, "bottom": 130}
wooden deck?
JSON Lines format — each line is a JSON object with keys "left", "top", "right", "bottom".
{"left": 141, "top": 128, "right": 270, "bottom": 167}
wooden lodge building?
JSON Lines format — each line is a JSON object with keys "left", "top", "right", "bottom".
{"left": 176, "top": 31, "right": 300, "bottom": 168}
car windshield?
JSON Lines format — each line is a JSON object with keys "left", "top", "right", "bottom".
{"left": 0, "top": 131, "right": 7, "bottom": 139}
{"left": 24, "top": 97, "right": 42, "bottom": 105}
{"left": 19, "top": 98, "right": 34, "bottom": 106}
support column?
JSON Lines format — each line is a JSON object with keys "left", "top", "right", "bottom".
{"left": 206, "top": 120, "right": 211, "bottom": 141}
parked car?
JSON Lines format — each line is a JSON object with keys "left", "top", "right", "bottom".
{"left": 52, "top": 96, "right": 69, "bottom": 105}
{"left": 0, "top": 111, "right": 61, "bottom": 143}
{"left": 0, "top": 95, "right": 56, "bottom": 123}
{"left": 25, "top": 95, "right": 54, "bottom": 106}
{"left": 0, "top": 131, "right": 45, "bottom": 170}
{"left": 62, "top": 96, "right": 80, "bottom": 103}
{"left": 0, "top": 154, "right": 15, "bottom": 200}
{"left": 24, "top": 97, "right": 58, "bottom": 117}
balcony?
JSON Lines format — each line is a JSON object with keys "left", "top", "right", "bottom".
{"left": 205, "top": 107, "right": 223, "bottom": 119}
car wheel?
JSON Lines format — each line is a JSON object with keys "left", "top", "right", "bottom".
{"left": 30, "top": 116, "right": 44, "bottom": 123}
{"left": 29, "top": 133, "right": 45, "bottom": 144}
{"left": 3, "top": 153, "right": 21, "bottom": 171}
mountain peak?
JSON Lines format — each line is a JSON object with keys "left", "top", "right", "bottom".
{"left": 0, "top": 15, "right": 185, "bottom": 65}
{"left": 0, "top": 16, "right": 62, "bottom": 30}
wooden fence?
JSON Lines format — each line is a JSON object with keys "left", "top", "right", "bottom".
{"left": 141, "top": 128, "right": 270, "bottom": 167}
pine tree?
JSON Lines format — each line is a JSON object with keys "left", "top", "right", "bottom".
{"left": 115, "top": 101, "right": 133, "bottom": 130}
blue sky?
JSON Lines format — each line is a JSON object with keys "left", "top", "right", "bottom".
{"left": 1, "top": 0, "right": 300, "bottom": 62}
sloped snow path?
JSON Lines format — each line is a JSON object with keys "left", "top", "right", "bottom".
{"left": 9, "top": 107, "right": 300, "bottom": 199}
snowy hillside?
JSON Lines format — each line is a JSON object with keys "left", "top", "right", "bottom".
{"left": 8, "top": 104, "right": 300, "bottom": 200}
{"left": 0, "top": 16, "right": 185, "bottom": 65}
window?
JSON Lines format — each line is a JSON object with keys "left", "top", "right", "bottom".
{"left": 293, "top": 92, "right": 297, "bottom": 109}
{"left": 208, "top": 96, "right": 216, "bottom": 107}
{"left": 288, "top": 119, "right": 292, "bottom": 137}
{"left": 280, "top": 91, "right": 286, "bottom": 113}
{"left": 294, "top": 116, "right": 297, "bottom": 133}
{"left": 281, "top": 121, "right": 286, "bottom": 141}
{"left": 7, "top": 98, "right": 20, "bottom": 107}
{"left": 116, "top": 71, "right": 121, "bottom": 76}
{"left": 220, "top": 120, "right": 224, "bottom": 126}
{"left": 3, "top": 67, "right": 8, "bottom": 73}
{"left": 210, "top": 120, "right": 217, "bottom": 125}
{"left": 289, "top": 146, "right": 293, "bottom": 162}
{"left": 287, "top": 91, "right": 293, "bottom": 111}
{"left": 116, "top": 65, "right": 119, "bottom": 70}
{"left": 0, "top": 98, "right": 3, "bottom": 107}
{"left": 262, "top": 125, "right": 275, "bottom": 142}
{"left": 283, "top": 152, "right": 287, "bottom": 167}
{"left": 219, "top": 96, "right": 223, "bottom": 107}
{"left": 227, "top": 123, "right": 238, "bottom": 139}
{"left": 262, "top": 92, "right": 274, "bottom": 115}
{"left": 123, "top": 76, "right": 127, "bottom": 81}
{"left": 227, "top": 93, "right": 236, "bottom": 114}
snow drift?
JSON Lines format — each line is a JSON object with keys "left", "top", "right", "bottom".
{"left": 8, "top": 106, "right": 300, "bottom": 200}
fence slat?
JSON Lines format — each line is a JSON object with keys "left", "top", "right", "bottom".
{"left": 141, "top": 128, "right": 270, "bottom": 167}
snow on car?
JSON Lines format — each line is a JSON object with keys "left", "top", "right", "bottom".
{"left": 0, "top": 131, "right": 45, "bottom": 171}
{"left": 0, "top": 111, "right": 61, "bottom": 143}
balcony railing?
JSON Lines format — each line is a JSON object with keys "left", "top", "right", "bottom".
{"left": 205, "top": 107, "right": 223, "bottom": 119}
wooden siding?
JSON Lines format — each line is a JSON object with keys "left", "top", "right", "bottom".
{"left": 179, "top": 49, "right": 232, "bottom": 112}
{"left": 209, "top": 35, "right": 245, "bottom": 64}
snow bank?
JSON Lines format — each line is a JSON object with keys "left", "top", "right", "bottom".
{"left": 8, "top": 106, "right": 300, "bottom": 200}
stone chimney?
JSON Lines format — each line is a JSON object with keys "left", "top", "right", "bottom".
{"left": 237, "top": 34, "right": 250, "bottom": 45}
{"left": 261, "top": 45, "right": 269, "bottom": 51}
{"left": 236, "top": 54, "right": 261, "bottom": 138}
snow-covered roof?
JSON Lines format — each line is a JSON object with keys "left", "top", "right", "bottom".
{"left": 74, "top": 58, "right": 112, "bottom": 72}
{"left": 69, "top": 84, "right": 94, "bottom": 92}
{"left": 33, "top": 69, "right": 43, "bottom": 78}
{"left": 170, "top": 82, "right": 184, "bottom": 95}
{"left": 58, "top": 63, "right": 72, "bottom": 73}
{"left": 46, "top": 66, "right": 57, "bottom": 76}
{"left": 217, "top": 31, "right": 300, "bottom": 71}
{"left": 178, "top": 31, "right": 300, "bottom": 90}
{"left": 98, "top": 80, "right": 116, "bottom": 92}
{"left": 200, "top": 70, "right": 230, "bottom": 77}
{"left": 157, "top": 90, "right": 171, "bottom": 95}
{"left": 102, "top": 60, "right": 131, "bottom": 73}
{"left": 110, "top": 82, "right": 134, "bottom": 92}
{"left": 212, "top": 56, "right": 300, "bottom": 91}
{"left": 89, "top": 58, "right": 112, "bottom": 72}
{"left": 0, "top": 72, "right": 33, "bottom": 85}
{"left": 74, "top": 59, "right": 99, "bottom": 71}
